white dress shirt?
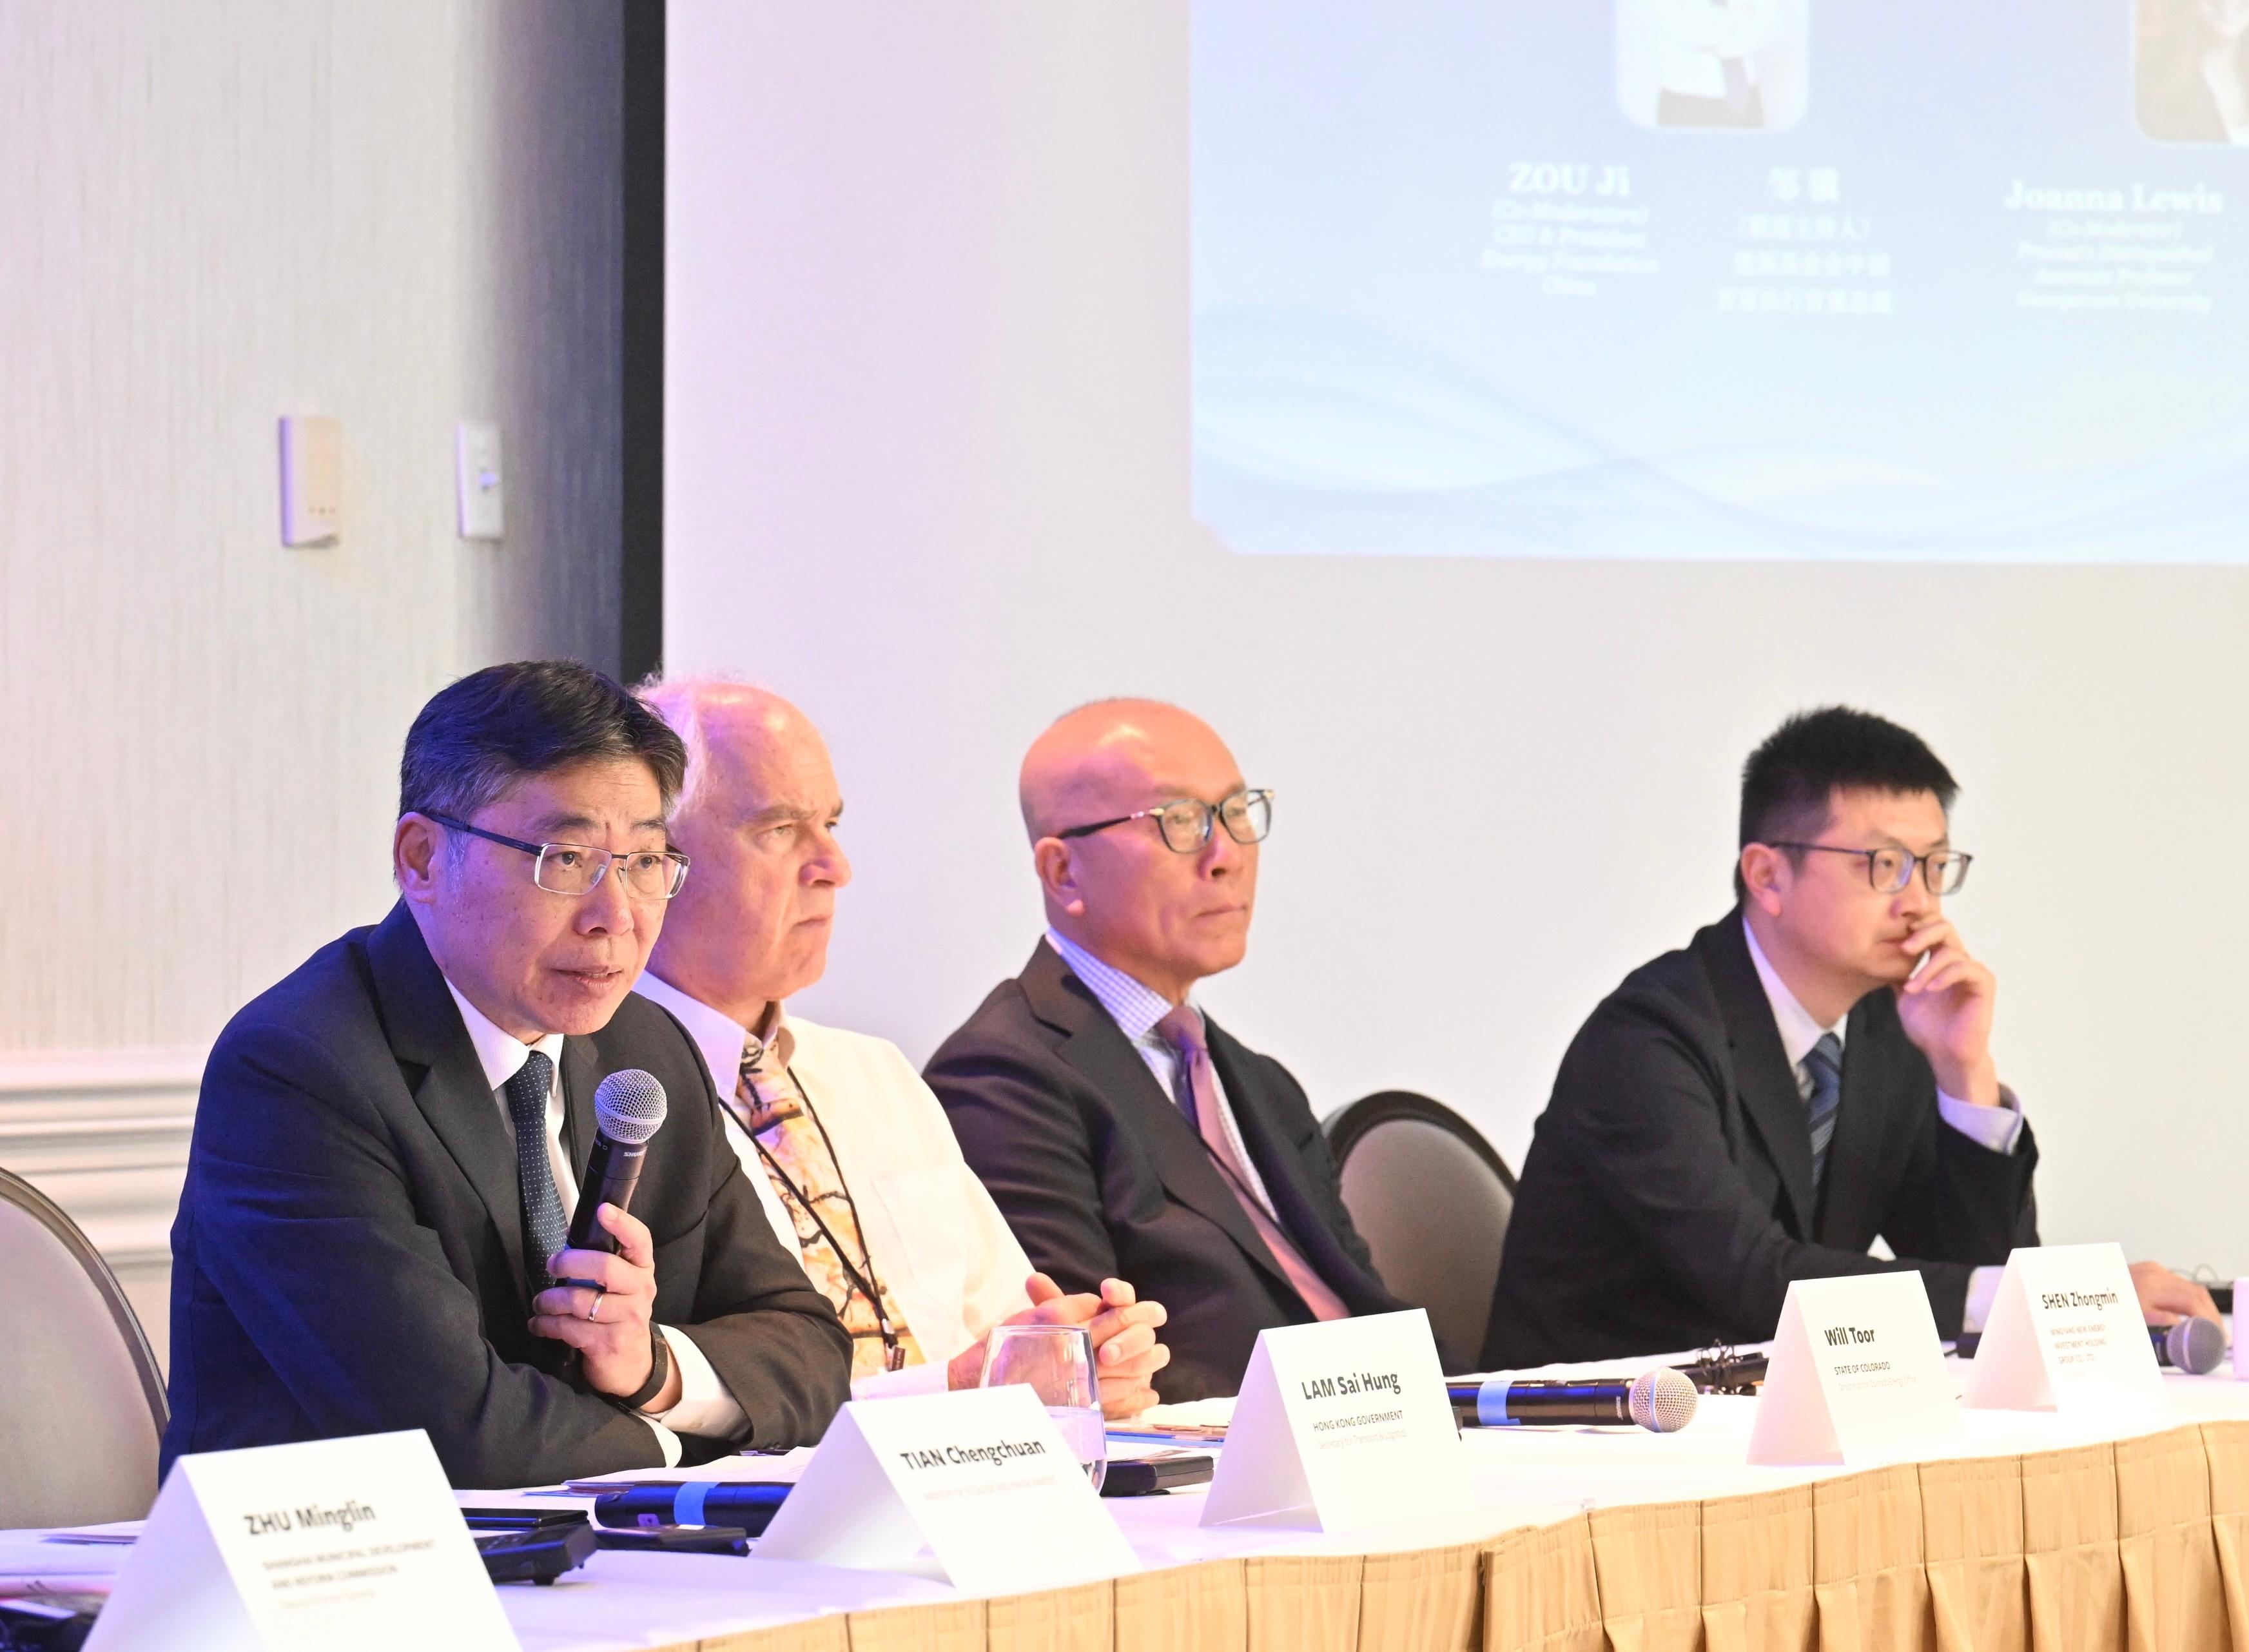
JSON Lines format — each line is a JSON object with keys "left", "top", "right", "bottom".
{"left": 633, "top": 973, "right": 1037, "bottom": 1400}
{"left": 443, "top": 981, "right": 746, "bottom": 1465}
{"left": 1042, "top": 929, "right": 1289, "bottom": 1225}
{"left": 1739, "top": 920, "right": 2014, "bottom": 1332}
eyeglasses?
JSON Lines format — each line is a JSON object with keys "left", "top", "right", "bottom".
{"left": 1053, "top": 788, "right": 1275, "bottom": 855}
{"left": 424, "top": 812, "right": 692, "bottom": 900}
{"left": 1766, "top": 841, "right": 1972, "bottom": 896}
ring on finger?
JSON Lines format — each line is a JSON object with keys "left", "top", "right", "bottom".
{"left": 586, "top": 1286, "right": 607, "bottom": 1323}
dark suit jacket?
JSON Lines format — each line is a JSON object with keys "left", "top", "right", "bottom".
{"left": 164, "top": 903, "right": 851, "bottom": 1488}
{"left": 925, "top": 940, "right": 1408, "bottom": 1403}
{"left": 1485, "top": 911, "right": 2040, "bottom": 1368}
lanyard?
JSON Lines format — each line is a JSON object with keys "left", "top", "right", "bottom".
{"left": 741, "top": 1063, "right": 906, "bottom": 1372}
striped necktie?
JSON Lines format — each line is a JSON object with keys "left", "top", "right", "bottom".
{"left": 1153, "top": 1005, "right": 1348, "bottom": 1323}
{"left": 1803, "top": 1032, "right": 1843, "bottom": 1185}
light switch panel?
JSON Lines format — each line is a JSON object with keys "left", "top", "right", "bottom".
{"left": 455, "top": 421, "right": 505, "bottom": 541}
{"left": 278, "top": 415, "right": 342, "bottom": 547}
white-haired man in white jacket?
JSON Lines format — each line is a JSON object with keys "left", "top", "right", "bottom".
{"left": 633, "top": 677, "right": 1170, "bottom": 1412}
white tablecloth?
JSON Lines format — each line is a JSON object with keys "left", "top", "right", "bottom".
{"left": 10, "top": 1362, "right": 2249, "bottom": 1651}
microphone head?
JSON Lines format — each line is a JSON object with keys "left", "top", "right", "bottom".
{"left": 592, "top": 1069, "right": 668, "bottom": 1145}
{"left": 2166, "top": 1316, "right": 2226, "bottom": 1375}
{"left": 1628, "top": 1368, "right": 1699, "bottom": 1433}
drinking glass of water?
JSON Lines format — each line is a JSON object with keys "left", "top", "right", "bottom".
{"left": 979, "top": 1323, "right": 1105, "bottom": 1492}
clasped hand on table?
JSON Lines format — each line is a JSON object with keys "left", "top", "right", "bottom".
{"left": 948, "top": 1273, "right": 1172, "bottom": 1419}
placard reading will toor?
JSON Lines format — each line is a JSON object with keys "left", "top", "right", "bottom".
{"left": 1748, "top": 1272, "right": 1958, "bottom": 1465}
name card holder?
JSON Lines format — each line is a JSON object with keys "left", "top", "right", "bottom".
{"left": 1201, "top": 1308, "right": 1467, "bottom": 1532}
{"left": 85, "top": 1430, "right": 514, "bottom": 1652}
{"left": 1747, "top": 1272, "right": 1959, "bottom": 1465}
{"left": 1963, "top": 1243, "right": 2165, "bottom": 1414}
{"left": 754, "top": 1385, "right": 1138, "bottom": 1595}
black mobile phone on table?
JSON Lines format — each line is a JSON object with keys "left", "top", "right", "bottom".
{"left": 0, "top": 1595, "right": 106, "bottom": 1652}
{"left": 1100, "top": 1450, "right": 1216, "bottom": 1497}
{"left": 459, "top": 1507, "right": 590, "bottom": 1530}
{"left": 594, "top": 1524, "right": 752, "bottom": 1557}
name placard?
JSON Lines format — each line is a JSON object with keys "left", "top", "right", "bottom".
{"left": 1963, "top": 1243, "right": 2165, "bottom": 1415}
{"left": 1747, "top": 1272, "right": 1958, "bottom": 1464}
{"left": 84, "top": 1430, "right": 513, "bottom": 1652}
{"left": 1201, "top": 1308, "right": 1466, "bottom": 1532}
{"left": 754, "top": 1385, "right": 1138, "bottom": 1595}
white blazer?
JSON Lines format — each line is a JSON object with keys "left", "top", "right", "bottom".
{"left": 633, "top": 976, "right": 1034, "bottom": 1398}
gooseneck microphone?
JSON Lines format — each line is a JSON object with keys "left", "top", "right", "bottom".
{"left": 564, "top": 1069, "right": 668, "bottom": 1252}
{"left": 2152, "top": 1317, "right": 2226, "bottom": 1375}
{"left": 1449, "top": 1370, "right": 1700, "bottom": 1433}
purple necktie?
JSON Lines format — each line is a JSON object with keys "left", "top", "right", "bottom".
{"left": 1155, "top": 1006, "right": 1348, "bottom": 1322}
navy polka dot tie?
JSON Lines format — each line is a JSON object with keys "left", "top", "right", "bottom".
{"left": 505, "top": 1049, "right": 567, "bottom": 1294}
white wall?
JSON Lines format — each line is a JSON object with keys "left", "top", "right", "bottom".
{"left": 0, "top": 0, "right": 626, "bottom": 1356}
{"left": 668, "top": 3, "right": 2249, "bottom": 1276}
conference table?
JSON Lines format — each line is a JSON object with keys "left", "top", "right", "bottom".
{"left": 12, "top": 1357, "right": 2249, "bottom": 1652}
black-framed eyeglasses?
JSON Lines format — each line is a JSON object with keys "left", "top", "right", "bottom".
{"left": 1766, "top": 841, "right": 1972, "bottom": 897}
{"left": 424, "top": 811, "right": 691, "bottom": 900}
{"left": 1053, "top": 788, "right": 1275, "bottom": 855}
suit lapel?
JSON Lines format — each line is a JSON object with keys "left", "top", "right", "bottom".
{"left": 364, "top": 902, "right": 532, "bottom": 1304}
{"left": 1018, "top": 942, "right": 1297, "bottom": 1292}
{"left": 1700, "top": 916, "right": 1818, "bottom": 1237}
{"left": 1206, "top": 1020, "right": 1381, "bottom": 1307}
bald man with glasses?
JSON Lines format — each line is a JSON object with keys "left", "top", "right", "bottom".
{"left": 926, "top": 700, "right": 1408, "bottom": 1403}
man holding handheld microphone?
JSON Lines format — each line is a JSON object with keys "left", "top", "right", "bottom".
{"left": 162, "top": 663, "right": 851, "bottom": 1488}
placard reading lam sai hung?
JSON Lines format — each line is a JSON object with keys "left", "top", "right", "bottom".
{"left": 84, "top": 1430, "right": 513, "bottom": 1652}
{"left": 1747, "top": 1272, "right": 1959, "bottom": 1465}
{"left": 1201, "top": 1308, "right": 1467, "bottom": 1532}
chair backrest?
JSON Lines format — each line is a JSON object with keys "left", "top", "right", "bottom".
{"left": 1326, "top": 1091, "right": 1516, "bottom": 1366}
{"left": 0, "top": 1165, "right": 168, "bottom": 1528}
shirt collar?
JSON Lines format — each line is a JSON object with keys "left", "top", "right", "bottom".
{"left": 442, "top": 979, "right": 566, "bottom": 1094}
{"left": 1742, "top": 915, "right": 1847, "bottom": 1071}
{"left": 1044, "top": 928, "right": 1191, "bottom": 1044}
{"left": 632, "top": 971, "right": 792, "bottom": 1086}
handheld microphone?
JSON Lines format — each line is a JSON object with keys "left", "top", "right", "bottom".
{"left": 564, "top": 1069, "right": 668, "bottom": 1252}
{"left": 1448, "top": 1370, "right": 1699, "bottom": 1434}
{"left": 2152, "top": 1317, "right": 2226, "bottom": 1375}
{"left": 592, "top": 1482, "right": 789, "bottom": 1535}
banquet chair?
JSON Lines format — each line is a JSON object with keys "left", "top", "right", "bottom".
{"left": 0, "top": 1165, "right": 168, "bottom": 1528}
{"left": 1325, "top": 1091, "right": 1516, "bottom": 1366}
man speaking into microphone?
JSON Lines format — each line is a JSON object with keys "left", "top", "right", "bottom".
{"left": 163, "top": 663, "right": 850, "bottom": 1488}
